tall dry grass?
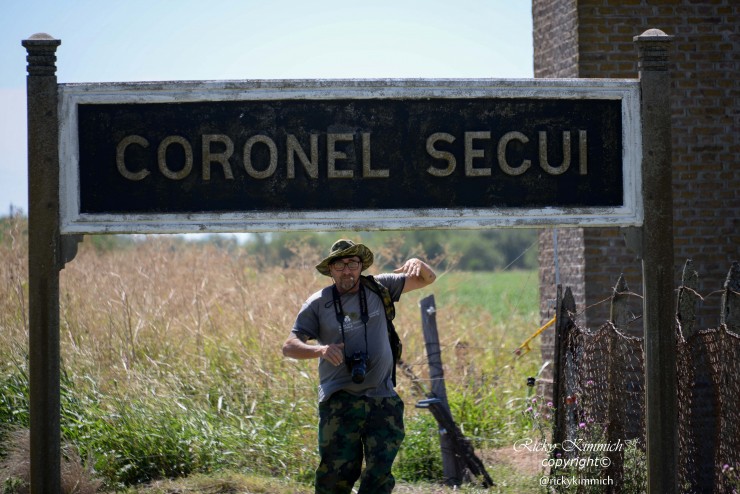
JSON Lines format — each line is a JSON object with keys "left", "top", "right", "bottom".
{"left": 58, "top": 235, "right": 319, "bottom": 395}
{"left": 0, "top": 216, "right": 542, "bottom": 490}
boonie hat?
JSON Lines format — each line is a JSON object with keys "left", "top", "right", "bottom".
{"left": 316, "top": 239, "right": 374, "bottom": 276}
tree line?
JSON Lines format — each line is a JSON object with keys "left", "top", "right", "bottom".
{"left": 2, "top": 214, "right": 538, "bottom": 272}
{"left": 240, "top": 229, "right": 539, "bottom": 271}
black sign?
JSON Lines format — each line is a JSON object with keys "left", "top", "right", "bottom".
{"left": 77, "top": 98, "right": 624, "bottom": 215}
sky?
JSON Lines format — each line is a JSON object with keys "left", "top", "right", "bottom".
{"left": 0, "top": 0, "right": 533, "bottom": 216}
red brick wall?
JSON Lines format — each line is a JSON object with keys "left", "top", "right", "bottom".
{"left": 536, "top": 1, "right": 740, "bottom": 342}
{"left": 532, "top": 0, "right": 584, "bottom": 382}
{"left": 538, "top": 228, "right": 587, "bottom": 320}
{"left": 533, "top": 0, "right": 580, "bottom": 78}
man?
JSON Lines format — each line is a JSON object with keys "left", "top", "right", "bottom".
{"left": 282, "top": 239, "right": 436, "bottom": 494}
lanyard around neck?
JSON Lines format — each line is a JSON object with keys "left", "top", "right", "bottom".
{"left": 331, "top": 283, "right": 369, "bottom": 356}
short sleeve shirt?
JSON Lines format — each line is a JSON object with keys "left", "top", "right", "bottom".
{"left": 291, "top": 273, "right": 405, "bottom": 402}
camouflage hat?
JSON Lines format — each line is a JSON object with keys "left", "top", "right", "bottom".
{"left": 315, "top": 239, "right": 374, "bottom": 276}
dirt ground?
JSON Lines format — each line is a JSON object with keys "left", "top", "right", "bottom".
{"left": 392, "top": 446, "right": 547, "bottom": 493}
{"left": 486, "top": 446, "right": 546, "bottom": 476}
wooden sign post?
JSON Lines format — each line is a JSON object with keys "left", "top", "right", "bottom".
{"left": 635, "top": 29, "right": 677, "bottom": 493}
{"left": 23, "top": 33, "right": 63, "bottom": 494}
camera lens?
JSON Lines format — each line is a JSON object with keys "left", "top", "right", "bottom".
{"left": 351, "top": 367, "right": 365, "bottom": 383}
{"left": 349, "top": 352, "right": 367, "bottom": 384}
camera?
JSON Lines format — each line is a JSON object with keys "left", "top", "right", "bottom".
{"left": 346, "top": 352, "right": 368, "bottom": 384}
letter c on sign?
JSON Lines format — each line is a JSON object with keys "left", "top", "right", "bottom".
{"left": 116, "top": 135, "right": 151, "bottom": 181}
{"left": 498, "top": 131, "right": 531, "bottom": 176}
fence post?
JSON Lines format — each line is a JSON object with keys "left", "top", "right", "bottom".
{"left": 634, "top": 28, "right": 677, "bottom": 494}
{"left": 607, "top": 275, "right": 629, "bottom": 489}
{"left": 22, "top": 33, "right": 63, "bottom": 494}
{"left": 717, "top": 262, "right": 740, "bottom": 489}
{"left": 675, "top": 259, "right": 715, "bottom": 492}
{"left": 551, "top": 286, "right": 576, "bottom": 462}
{"left": 677, "top": 259, "right": 700, "bottom": 339}
{"left": 720, "top": 262, "right": 740, "bottom": 333}
{"left": 551, "top": 285, "right": 564, "bottom": 455}
{"left": 419, "top": 294, "right": 464, "bottom": 486}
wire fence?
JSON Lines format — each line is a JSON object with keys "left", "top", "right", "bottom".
{"left": 552, "top": 260, "right": 740, "bottom": 493}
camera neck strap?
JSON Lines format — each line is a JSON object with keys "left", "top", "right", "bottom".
{"left": 331, "top": 283, "right": 369, "bottom": 358}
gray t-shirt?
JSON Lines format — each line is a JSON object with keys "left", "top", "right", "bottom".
{"left": 291, "top": 273, "right": 405, "bottom": 402}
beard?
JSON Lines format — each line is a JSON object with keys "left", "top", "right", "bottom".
{"left": 335, "top": 274, "right": 358, "bottom": 294}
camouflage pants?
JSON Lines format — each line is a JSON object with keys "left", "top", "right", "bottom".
{"left": 316, "top": 391, "right": 405, "bottom": 494}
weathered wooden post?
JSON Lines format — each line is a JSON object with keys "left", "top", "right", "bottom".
{"left": 720, "top": 262, "right": 740, "bottom": 334}
{"left": 551, "top": 285, "right": 565, "bottom": 459}
{"left": 676, "top": 260, "right": 700, "bottom": 340}
{"left": 675, "top": 259, "right": 715, "bottom": 492}
{"left": 22, "top": 33, "right": 62, "bottom": 494}
{"left": 718, "top": 262, "right": 740, "bottom": 489}
{"left": 419, "top": 294, "right": 465, "bottom": 486}
{"left": 634, "top": 28, "right": 677, "bottom": 494}
{"left": 551, "top": 285, "right": 575, "bottom": 462}
{"left": 607, "top": 275, "right": 630, "bottom": 488}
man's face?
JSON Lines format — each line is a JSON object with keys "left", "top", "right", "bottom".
{"left": 329, "top": 256, "right": 362, "bottom": 293}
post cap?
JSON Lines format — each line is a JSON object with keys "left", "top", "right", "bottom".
{"left": 22, "top": 33, "right": 61, "bottom": 76}
{"left": 22, "top": 33, "right": 61, "bottom": 48}
{"left": 633, "top": 28, "right": 674, "bottom": 43}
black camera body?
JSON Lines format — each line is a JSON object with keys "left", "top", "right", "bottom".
{"left": 346, "top": 351, "right": 368, "bottom": 384}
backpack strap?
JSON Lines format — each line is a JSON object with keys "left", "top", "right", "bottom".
{"left": 361, "top": 275, "right": 395, "bottom": 321}
{"left": 361, "top": 275, "right": 402, "bottom": 387}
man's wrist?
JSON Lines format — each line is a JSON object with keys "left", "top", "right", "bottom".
{"left": 420, "top": 262, "right": 436, "bottom": 281}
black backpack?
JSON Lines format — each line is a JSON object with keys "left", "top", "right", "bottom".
{"left": 360, "top": 275, "right": 402, "bottom": 386}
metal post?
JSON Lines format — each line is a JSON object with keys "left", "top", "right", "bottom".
{"left": 634, "top": 28, "right": 676, "bottom": 494}
{"left": 22, "top": 33, "right": 62, "bottom": 494}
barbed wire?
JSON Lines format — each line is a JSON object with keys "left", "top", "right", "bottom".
{"left": 677, "top": 285, "right": 738, "bottom": 301}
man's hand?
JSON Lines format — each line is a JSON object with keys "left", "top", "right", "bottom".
{"left": 283, "top": 334, "right": 344, "bottom": 365}
{"left": 395, "top": 258, "right": 436, "bottom": 293}
{"left": 321, "top": 343, "right": 345, "bottom": 367}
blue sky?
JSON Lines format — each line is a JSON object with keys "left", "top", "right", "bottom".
{"left": 0, "top": 0, "right": 533, "bottom": 214}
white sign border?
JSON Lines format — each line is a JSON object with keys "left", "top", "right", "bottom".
{"left": 58, "top": 78, "right": 642, "bottom": 234}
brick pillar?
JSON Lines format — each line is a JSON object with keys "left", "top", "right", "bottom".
{"left": 533, "top": 0, "right": 585, "bottom": 394}
{"left": 536, "top": 0, "right": 740, "bottom": 350}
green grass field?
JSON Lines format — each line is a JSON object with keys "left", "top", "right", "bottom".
{"left": 0, "top": 219, "right": 548, "bottom": 493}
